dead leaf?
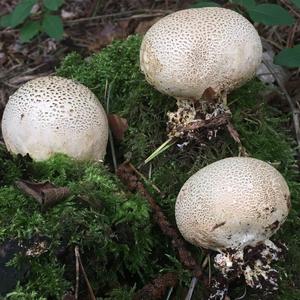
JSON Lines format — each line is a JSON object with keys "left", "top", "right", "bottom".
{"left": 62, "top": 294, "right": 76, "bottom": 300}
{"left": 226, "top": 122, "right": 241, "bottom": 143}
{"left": 15, "top": 180, "right": 71, "bottom": 210}
{"left": 61, "top": 9, "right": 77, "bottom": 20}
{"left": 285, "top": 79, "right": 300, "bottom": 98}
{"left": 108, "top": 114, "right": 128, "bottom": 142}
{"left": 134, "top": 17, "right": 161, "bottom": 35}
{"left": 202, "top": 87, "right": 217, "bottom": 102}
{"left": 88, "top": 22, "right": 127, "bottom": 51}
{"left": 257, "top": 40, "right": 290, "bottom": 85}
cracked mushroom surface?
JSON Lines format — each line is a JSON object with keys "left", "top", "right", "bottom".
{"left": 140, "top": 7, "right": 262, "bottom": 101}
{"left": 1, "top": 76, "right": 108, "bottom": 161}
{"left": 175, "top": 157, "right": 290, "bottom": 251}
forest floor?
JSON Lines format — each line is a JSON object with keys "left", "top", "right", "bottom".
{"left": 0, "top": 1, "right": 300, "bottom": 300}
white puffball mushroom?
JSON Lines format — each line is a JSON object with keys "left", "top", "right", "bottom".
{"left": 1, "top": 76, "right": 108, "bottom": 161}
{"left": 140, "top": 8, "right": 262, "bottom": 101}
{"left": 175, "top": 157, "right": 290, "bottom": 251}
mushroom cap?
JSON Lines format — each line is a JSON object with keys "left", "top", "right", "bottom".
{"left": 1, "top": 76, "right": 108, "bottom": 161}
{"left": 175, "top": 157, "right": 290, "bottom": 251}
{"left": 140, "top": 8, "right": 262, "bottom": 100}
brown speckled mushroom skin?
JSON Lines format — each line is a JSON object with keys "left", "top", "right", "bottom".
{"left": 1, "top": 76, "right": 108, "bottom": 161}
{"left": 140, "top": 8, "right": 262, "bottom": 101}
{"left": 175, "top": 157, "right": 290, "bottom": 251}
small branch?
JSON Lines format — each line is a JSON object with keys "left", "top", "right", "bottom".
{"left": 286, "top": 20, "right": 299, "bottom": 48}
{"left": 279, "top": 0, "right": 300, "bottom": 19}
{"left": 185, "top": 277, "right": 198, "bottom": 300}
{"left": 263, "top": 58, "right": 300, "bottom": 147}
{"left": 116, "top": 162, "right": 209, "bottom": 286}
{"left": 75, "top": 247, "right": 80, "bottom": 300}
{"left": 65, "top": 9, "right": 173, "bottom": 24}
{"left": 129, "top": 162, "right": 163, "bottom": 195}
{"left": 74, "top": 246, "right": 96, "bottom": 300}
{"left": 133, "top": 272, "right": 178, "bottom": 300}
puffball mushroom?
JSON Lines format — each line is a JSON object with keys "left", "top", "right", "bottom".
{"left": 175, "top": 157, "right": 290, "bottom": 292}
{"left": 1, "top": 76, "right": 108, "bottom": 161}
{"left": 140, "top": 8, "right": 263, "bottom": 144}
{"left": 140, "top": 7, "right": 262, "bottom": 101}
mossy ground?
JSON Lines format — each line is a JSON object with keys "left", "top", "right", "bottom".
{"left": 0, "top": 35, "right": 299, "bottom": 299}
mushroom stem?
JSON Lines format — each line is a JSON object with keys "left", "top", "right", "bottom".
{"left": 167, "top": 96, "right": 232, "bottom": 140}
{"left": 214, "top": 239, "right": 287, "bottom": 292}
{"left": 143, "top": 100, "right": 235, "bottom": 165}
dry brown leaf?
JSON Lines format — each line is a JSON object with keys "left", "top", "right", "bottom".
{"left": 15, "top": 180, "right": 71, "bottom": 210}
{"left": 134, "top": 17, "right": 161, "bottom": 35}
{"left": 108, "top": 113, "right": 128, "bottom": 142}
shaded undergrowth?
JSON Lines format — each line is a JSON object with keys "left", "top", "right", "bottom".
{"left": 0, "top": 35, "right": 299, "bottom": 299}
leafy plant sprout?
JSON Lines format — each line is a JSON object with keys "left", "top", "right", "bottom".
{"left": 0, "top": 0, "right": 64, "bottom": 42}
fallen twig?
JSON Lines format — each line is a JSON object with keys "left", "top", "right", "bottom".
{"left": 263, "top": 58, "right": 300, "bottom": 147}
{"left": 74, "top": 246, "right": 96, "bottom": 300}
{"left": 66, "top": 9, "right": 173, "bottom": 24}
{"left": 128, "top": 162, "right": 163, "bottom": 195}
{"left": 185, "top": 277, "right": 198, "bottom": 300}
{"left": 116, "top": 162, "right": 209, "bottom": 287}
{"left": 75, "top": 246, "right": 80, "bottom": 300}
{"left": 133, "top": 272, "right": 178, "bottom": 300}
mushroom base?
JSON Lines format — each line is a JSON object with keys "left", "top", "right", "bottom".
{"left": 209, "top": 239, "right": 287, "bottom": 299}
{"left": 166, "top": 98, "right": 232, "bottom": 144}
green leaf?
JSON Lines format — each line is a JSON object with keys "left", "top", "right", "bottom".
{"left": 231, "top": 0, "right": 256, "bottom": 9}
{"left": 274, "top": 45, "right": 300, "bottom": 68}
{"left": 0, "top": 15, "right": 12, "bottom": 28}
{"left": 10, "top": 0, "right": 37, "bottom": 28}
{"left": 42, "top": 14, "right": 63, "bottom": 39}
{"left": 20, "top": 20, "right": 40, "bottom": 42}
{"left": 290, "top": 0, "right": 300, "bottom": 9}
{"left": 247, "top": 4, "right": 295, "bottom": 25}
{"left": 191, "top": 1, "right": 220, "bottom": 7}
{"left": 43, "top": 0, "right": 64, "bottom": 11}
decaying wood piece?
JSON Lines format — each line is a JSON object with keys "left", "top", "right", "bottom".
{"left": 117, "top": 162, "right": 210, "bottom": 299}
{"left": 133, "top": 272, "right": 178, "bottom": 300}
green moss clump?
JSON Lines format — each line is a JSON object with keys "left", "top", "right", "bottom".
{"left": 0, "top": 35, "right": 299, "bottom": 299}
{"left": 0, "top": 154, "right": 175, "bottom": 298}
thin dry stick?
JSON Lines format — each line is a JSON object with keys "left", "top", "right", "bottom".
{"left": 185, "top": 254, "right": 210, "bottom": 300}
{"left": 286, "top": 20, "right": 299, "bottom": 48}
{"left": 75, "top": 246, "right": 96, "bottom": 300}
{"left": 185, "top": 277, "right": 198, "bottom": 300}
{"left": 105, "top": 80, "right": 118, "bottom": 172}
{"left": 117, "top": 162, "right": 209, "bottom": 286}
{"left": 75, "top": 246, "right": 80, "bottom": 300}
{"left": 279, "top": 0, "right": 300, "bottom": 19}
{"left": 66, "top": 9, "right": 172, "bottom": 24}
{"left": 264, "top": 38, "right": 284, "bottom": 51}
{"left": 118, "top": 12, "right": 171, "bottom": 20}
{"left": 166, "top": 287, "right": 174, "bottom": 300}
{"left": 263, "top": 59, "right": 300, "bottom": 147}
{"left": 234, "top": 287, "right": 247, "bottom": 300}
{"left": 128, "top": 162, "right": 163, "bottom": 194}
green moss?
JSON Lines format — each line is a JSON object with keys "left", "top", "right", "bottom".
{"left": 1, "top": 35, "right": 299, "bottom": 299}
{"left": 0, "top": 154, "right": 175, "bottom": 298}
